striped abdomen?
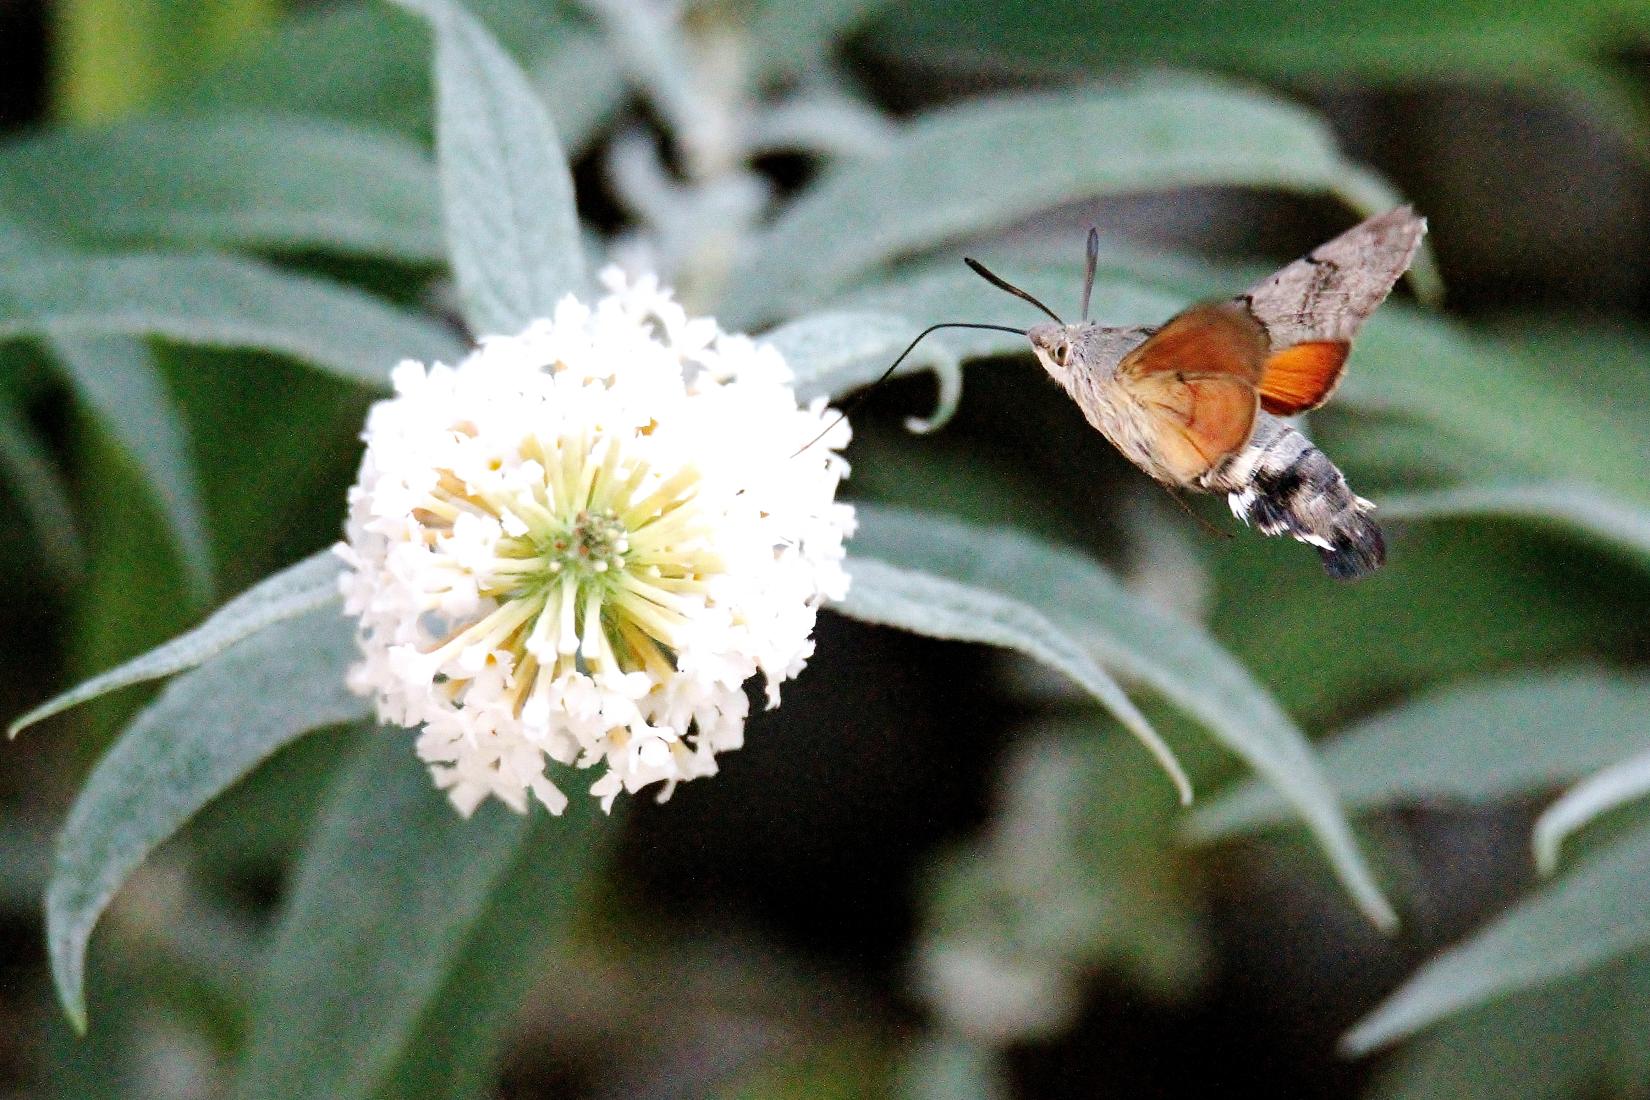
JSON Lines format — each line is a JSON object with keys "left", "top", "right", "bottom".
{"left": 1199, "top": 414, "right": 1384, "bottom": 580}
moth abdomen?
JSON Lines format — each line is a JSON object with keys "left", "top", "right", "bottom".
{"left": 1203, "top": 415, "right": 1385, "bottom": 581}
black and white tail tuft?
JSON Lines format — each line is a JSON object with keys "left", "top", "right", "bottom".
{"left": 1200, "top": 415, "right": 1385, "bottom": 580}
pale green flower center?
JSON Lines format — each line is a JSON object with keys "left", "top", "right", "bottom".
{"left": 420, "top": 436, "right": 725, "bottom": 692}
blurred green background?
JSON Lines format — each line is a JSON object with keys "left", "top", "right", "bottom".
{"left": 2, "top": 1, "right": 1650, "bottom": 1097}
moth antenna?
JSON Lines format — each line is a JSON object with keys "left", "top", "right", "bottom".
{"left": 1159, "top": 483, "right": 1235, "bottom": 541}
{"left": 964, "top": 258, "right": 1063, "bottom": 323}
{"left": 1080, "top": 226, "right": 1100, "bottom": 321}
{"left": 792, "top": 322, "right": 1028, "bottom": 457}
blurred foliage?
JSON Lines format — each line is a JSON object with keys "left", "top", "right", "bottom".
{"left": 1, "top": 0, "right": 1649, "bottom": 1098}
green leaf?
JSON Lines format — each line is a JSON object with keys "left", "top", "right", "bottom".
{"left": 874, "top": 0, "right": 1641, "bottom": 81}
{"left": 368, "top": 797, "right": 613, "bottom": 1100}
{"left": 48, "top": 334, "right": 214, "bottom": 601}
{"left": 765, "top": 309, "right": 963, "bottom": 430}
{"left": 9, "top": 550, "right": 343, "bottom": 737}
{"left": 188, "top": 1, "right": 622, "bottom": 155}
{"left": 724, "top": 75, "right": 1420, "bottom": 322}
{"left": 0, "top": 112, "right": 442, "bottom": 262}
{"left": 394, "top": 0, "right": 587, "bottom": 336}
{"left": 1195, "top": 670, "right": 1650, "bottom": 836}
{"left": 0, "top": 377, "right": 85, "bottom": 584}
{"left": 1365, "top": 962, "right": 1650, "bottom": 1100}
{"left": 521, "top": 27, "right": 628, "bottom": 156}
{"left": 236, "top": 732, "right": 609, "bottom": 1100}
{"left": 842, "top": 504, "right": 1394, "bottom": 927}
{"left": 1343, "top": 817, "right": 1650, "bottom": 1053}
{"left": 1535, "top": 746, "right": 1650, "bottom": 874}
{"left": 840, "top": 554, "right": 1193, "bottom": 805}
{"left": 47, "top": 605, "right": 367, "bottom": 1030}
{"left": 1342, "top": 314, "right": 1650, "bottom": 506}
{"left": 1383, "top": 482, "right": 1650, "bottom": 570}
{"left": 0, "top": 252, "right": 465, "bottom": 386}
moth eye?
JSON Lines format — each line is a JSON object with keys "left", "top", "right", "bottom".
{"left": 1054, "top": 343, "right": 1070, "bottom": 366}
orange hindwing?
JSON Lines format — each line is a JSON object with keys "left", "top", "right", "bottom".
{"left": 1258, "top": 341, "right": 1350, "bottom": 415}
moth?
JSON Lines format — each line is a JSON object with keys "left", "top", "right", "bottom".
{"left": 963, "top": 206, "right": 1427, "bottom": 580}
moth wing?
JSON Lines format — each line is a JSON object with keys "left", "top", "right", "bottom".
{"left": 1257, "top": 340, "right": 1350, "bottom": 416}
{"left": 1244, "top": 205, "right": 1426, "bottom": 344}
{"left": 1127, "top": 372, "right": 1259, "bottom": 483}
{"left": 1118, "top": 301, "right": 1268, "bottom": 385}
{"left": 1242, "top": 205, "right": 1426, "bottom": 415}
{"left": 1113, "top": 301, "right": 1266, "bottom": 482}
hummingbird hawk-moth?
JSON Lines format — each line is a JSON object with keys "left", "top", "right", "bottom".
{"left": 966, "top": 206, "right": 1426, "bottom": 580}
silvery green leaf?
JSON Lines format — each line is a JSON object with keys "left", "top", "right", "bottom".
{"left": 581, "top": 0, "right": 702, "bottom": 149}
{"left": 1383, "top": 483, "right": 1650, "bottom": 569}
{"left": 394, "top": 0, "right": 587, "bottom": 335}
{"left": 47, "top": 606, "right": 367, "bottom": 1030}
{"left": 1195, "top": 670, "right": 1650, "bottom": 836}
{"left": 0, "top": 112, "right": 442, "bottom": 261}
{"left": 0, "top": 252, "right": 465, "bottom": 386}
{"left": 724, "top": 76, "right": 1423, "bottom": 322}
{"left": 842, "top": 504, "right": 1394, "bottom": 927}
{"left": 1343, "top": 818, "right": 1650, "bottom": 1054}
{"left": 524, "top": 28, "right": 626, "bottom": 154}
{"left": 1364, "top": 963, "right": 1650, "bottom": 1100}
{"left": 8, "top": 550, "right": 343, "bottom": 738}
{"left": 0, "top": 380, "right": 84, "bottom": 583}
{"left": 362, "top": 796, "right": 613, "bottom": 1100}
{"left": 48, "top": 334, "right": 213, "bottom": 601}
{"left": 1535, "top": 746, "right": 1650, "bottom": 874}
{"left": 1343, "top": 314, "right": 1650, "bottom": 506}
{"left": 191, "top": 1, "right": 622, "bottom": 155}
{"left": 841, "top": 555, "right": 1193, "bottom": 805}
{"left": 766, "top": 309, "right": 963, "bottom": 430}
{"left": 236, "top": 733, "right": 609, "bottom": 1100}
{"left": 743, "top": 94, "right": 899, "bottom": 160}
{"left": 0, "top": 204, "right": 205, "bottom": 590}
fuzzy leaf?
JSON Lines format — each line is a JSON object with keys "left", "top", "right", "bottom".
{"left": 0, "top": 378, "right": 84, "bottom": 583}
{"left": 1344, "top": 818, "right": 1650, "bottom": 1053}
{"left": 9, "top": 550, "right": 343, "bottom": 737}
{"left": 0, "top": 112, "right": 442, "bottom": 261}
{"left": 842, "top": 504, "right": 1394, "bottom": 927}
{"left": 1535, "top": 746, "right": 1650, "bottom": 874}
{"left": 49, "top": 334, "right": 214, "bottom": 601}
{"left": 841, "top": 555, "right": 1193, "bottom": 805}
{"left": 46, "top": 606, "right": 367, "bottom": 1030}
{"left": 1383, "top": 483, "right": 1650, "bottom": 569}
{"left": 0, "top": 252, "right": 465, "bottom": 386}
{"left": 766, "top": 308, "right": 964, "bottom": 431}
{"left": 394, "top": 0, "right": 587, "bottom": 335}
{"left": 1196, "top": 670, "right": 1650, "bottom": 836}
{"left": 237, "top": 733, "right": 608, "bottom": 1100}
{"left": 725, "top": 76, "right": 1422, "bottom": 322}
{"left": 1365, "top": 962, "right": 1650, "bottom": 1100}
{"left": 189, "top": 1, "right": 622, "bottom": 155}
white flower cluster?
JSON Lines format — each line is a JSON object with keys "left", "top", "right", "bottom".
{"left": 338, "top": 269, "right": 854, "bottom": 815}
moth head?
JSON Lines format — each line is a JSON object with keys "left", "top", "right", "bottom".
{"left": 1029, "top": 322, "right": 1081, "bottom": 380}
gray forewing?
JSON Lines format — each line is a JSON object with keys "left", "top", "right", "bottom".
{"left": 1242, "top": 206, "right": 1426, "bottom": 348}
